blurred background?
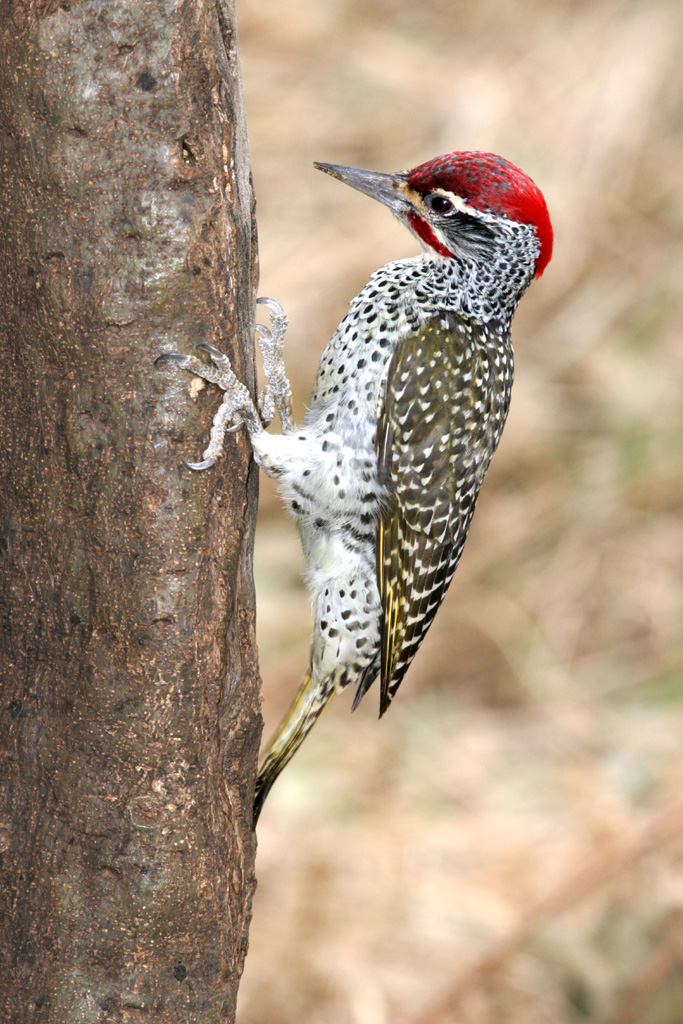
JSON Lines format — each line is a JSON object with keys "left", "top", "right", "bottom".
{"left": 234, "top": 0, "right": 683, "bottom": 1021}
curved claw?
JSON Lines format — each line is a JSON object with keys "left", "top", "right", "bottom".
{"left": 225, "top": 420, "right": 244, "bottom": 433}
{"left": 255, "top": 324, "right": 273, "bottom": 340}
{"left": 184, "top": 457, "right": 216, "bottom": 471}
{"left": 197, "top": 343, "right": 227, "bottom": 360}
{"left": 155, "top": 351, "right": 190, "bottom": 367}
{"left": 256, "top": 296, "right": 285, "bottom": 317}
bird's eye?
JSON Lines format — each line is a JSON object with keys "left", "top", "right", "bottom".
{"left": 427, "top": 194, "right": 454, "bottom": 214}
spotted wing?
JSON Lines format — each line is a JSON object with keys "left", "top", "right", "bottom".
{"left": 376, "top": 312, "right": 512, "bottom": 715}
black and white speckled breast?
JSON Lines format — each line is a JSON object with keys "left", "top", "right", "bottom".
{"left": 304, "top": 257, "right": 456, "bottom": 441}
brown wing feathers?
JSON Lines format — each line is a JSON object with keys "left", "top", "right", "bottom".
{"left": 375, "top": 313, "right": 508, "bottom": 713}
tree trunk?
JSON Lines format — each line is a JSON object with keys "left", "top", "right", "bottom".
{"left": 0, "top": 2, "right": 260, "bottom": 1022}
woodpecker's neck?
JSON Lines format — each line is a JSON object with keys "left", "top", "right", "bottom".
{"left": 416, "top": 219, "right": 539, "bottom": 323}
{"left": 372, "top": 251, "right": 525, "bottom": 329}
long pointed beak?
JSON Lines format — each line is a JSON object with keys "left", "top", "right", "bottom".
{"left": 314, "top": 162, "right": 410, "bottom": 217}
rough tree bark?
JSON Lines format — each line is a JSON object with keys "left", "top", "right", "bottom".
{"left": 0, "top": 2, "right": 261, "bottom": 1021}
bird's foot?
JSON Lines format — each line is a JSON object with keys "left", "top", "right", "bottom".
{"left": 155, "top": 344, "right": 260, "bottom": 470}
{"left": 255, "top": 297, "right": 294, "bottom": 432}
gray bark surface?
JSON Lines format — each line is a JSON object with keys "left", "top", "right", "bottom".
{"left": 0, "top": 2, "right": 261, "bottom": 1021}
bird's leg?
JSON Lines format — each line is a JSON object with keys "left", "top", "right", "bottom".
{"left": 155, "top": 296, "right": 293, "bottom": 471}
{"left": 155, "top": 343, "right": 262, "bottom": 471}
{"left": 255, "top": 296, "right": 294, "bottom": 432}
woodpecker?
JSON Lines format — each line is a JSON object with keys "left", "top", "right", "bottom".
{"left": 156, "top": 151, "right": 553, "bottom": 823}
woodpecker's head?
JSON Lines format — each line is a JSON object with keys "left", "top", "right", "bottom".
{"left": 315, "top": 151, "right": 553, "bottom": 284}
